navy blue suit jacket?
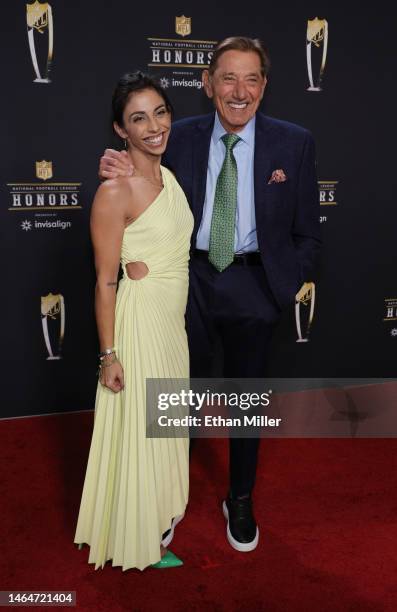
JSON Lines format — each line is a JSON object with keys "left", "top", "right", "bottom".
{"left": 162, "top": 111, "right": 321, "bottom": 308}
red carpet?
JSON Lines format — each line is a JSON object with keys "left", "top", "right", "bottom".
{"left": 1, "top": 412, "right": 397, "bottom": 611}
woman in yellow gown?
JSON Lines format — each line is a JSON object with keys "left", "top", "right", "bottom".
{"left": 74, "top": 72, "right": 193, "bottom": 571}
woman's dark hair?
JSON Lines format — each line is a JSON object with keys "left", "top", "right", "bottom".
{"left": 112, "top": 71, "right": 173, "bottom": 132}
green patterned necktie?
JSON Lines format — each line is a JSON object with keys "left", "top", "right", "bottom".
{"left": 208, "top": 133, "right": 241, "bottom": 272}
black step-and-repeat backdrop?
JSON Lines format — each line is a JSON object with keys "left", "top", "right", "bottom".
{"left": 1, "top": 2, "right": 395, "bottom": 418}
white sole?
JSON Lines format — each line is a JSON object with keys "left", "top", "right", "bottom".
{"left": 222, "top": 501, "right": 259, "bottom": 552}
{"left": 161, "top": 512, "right": 185, "bottom": 548}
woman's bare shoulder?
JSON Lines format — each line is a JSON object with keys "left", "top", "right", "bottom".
{"left": 91, "top": 180, "right": 135, "bottom": 231}
{"left": 92, "top": 177, "right": 135, "bottom": 213}
{"left": 95, "top": 177, "right": 132, "bottom": 200}
{"left": 97, "top": 176, "right": 148, "bottom": 201}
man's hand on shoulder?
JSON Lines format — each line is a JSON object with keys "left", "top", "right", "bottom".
{"left": 99, "top": 149, "right": 134, "bottom": 180}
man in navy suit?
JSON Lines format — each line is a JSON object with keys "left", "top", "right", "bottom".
{"left": 100, "top": 37, "right": 321, "bottom": 552}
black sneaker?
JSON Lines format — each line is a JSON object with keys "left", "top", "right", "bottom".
{"left": 222, "top": 496, "right": 259, "bottom": 552}
{"left": 161, "top": 513, "right": 185, "bottom": 547}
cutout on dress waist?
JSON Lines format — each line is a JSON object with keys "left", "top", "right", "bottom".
{"left": 126, "top": 261, "right": 149, "bottom": 280}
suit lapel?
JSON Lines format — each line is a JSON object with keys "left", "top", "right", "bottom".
{"left": 192, "top": 113, "right": 214, "bottom": 228}
{"left": 254, "top": 113, "right": 275, "bottom": 216}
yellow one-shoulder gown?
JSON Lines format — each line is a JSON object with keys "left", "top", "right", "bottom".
{"left": 74, "top": 167, "right": 194, "bottom": 571}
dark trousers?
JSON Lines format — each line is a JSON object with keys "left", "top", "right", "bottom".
{"left": 187, "top": 253, "right": 281, "bottom": 498}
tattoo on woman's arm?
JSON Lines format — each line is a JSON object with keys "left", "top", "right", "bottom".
{"left": 107, "top": 281, "right": 117, "bottom": 287}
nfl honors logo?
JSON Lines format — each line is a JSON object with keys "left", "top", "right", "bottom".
{"left": 146, "top": 16, "right": 216, "bottom": 83}
{"left": 6, "top": 161, "right": 81, "bottom": 212}
{"left": 175, "top": 15, "right": 191, "bottom": 37}
{"left": 36, "top": 160, "right": 53, "bottom": 181}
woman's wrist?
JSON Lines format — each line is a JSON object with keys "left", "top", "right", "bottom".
{"left": 101, "top": 355, "right": 118, "bottom": 367}
{"left": 99, "top": 346, "right": 116, "bottom": 358}
{"left": 98, "top": 346, "right": 118, "bottom": 370}
{"left": 99, "top": 352, "right": 118, "bottom": 369}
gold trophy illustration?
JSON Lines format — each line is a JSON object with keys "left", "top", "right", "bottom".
{"left": 26, "top": 1, "right": 54, "bottom": 83}
{"left": 41, "top": 293, "right": 65, "bottom": 359}
{"left": 306, "top": 17, "right": 328, "bottom": 91}
{"left": 295, "top": 282, "right": 315, "bottom": 343}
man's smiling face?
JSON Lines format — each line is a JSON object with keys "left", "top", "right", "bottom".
{"left": 203, "top": 50, "right": 267, "bottom": 133}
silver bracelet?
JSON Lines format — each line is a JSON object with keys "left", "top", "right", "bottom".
{"left": 99, "top": 354, "right": 118, "bottom": 368}
{"left": 99, "top": 347, "right": 116, "bottom": 359}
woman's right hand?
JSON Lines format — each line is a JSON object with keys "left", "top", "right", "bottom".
{"left": 99, "top": 359, "right": 125, "bottom": 393}
{"left": 99, "top": 149, "right": 134, "bottom": 180}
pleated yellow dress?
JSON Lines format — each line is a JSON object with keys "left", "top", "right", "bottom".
{"left": 74, "top": 167, "right": 193, "bottom": 571}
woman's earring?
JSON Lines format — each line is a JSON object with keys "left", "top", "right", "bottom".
{"left": 124, "top": 138, "right": 128, "bottom": 150}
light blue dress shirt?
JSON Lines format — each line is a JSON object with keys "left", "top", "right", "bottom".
{"left": 196, "top": 112, "right": 258, "bottom": 253}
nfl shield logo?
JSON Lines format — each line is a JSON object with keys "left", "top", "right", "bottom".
{"left": 307, "top": 17, "right": 327, "bottom": 44}
{"left": 26, "top": 1, "right": 50, "bottom": 31}
{"left": 175, "top": 15, "right": 191, "bottom": 37}
{"left": 36, "top": 160, "right": 53, "bottom": 180}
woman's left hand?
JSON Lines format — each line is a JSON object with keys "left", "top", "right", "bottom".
{"left": 99, "top": 358, "right": 125, "bottom": 393}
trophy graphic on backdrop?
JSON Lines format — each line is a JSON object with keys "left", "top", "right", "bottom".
{"left": 295, "top": 282, "right": 315, "bottom": 343}
{"left": 306, "top": 17, "right": 328, "bottom": 91}
{"left": 41, "top": 293, "right": 65, "bottom": 360}
{"left": 26, "top": 1, "right": 54, "bottom": 83}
